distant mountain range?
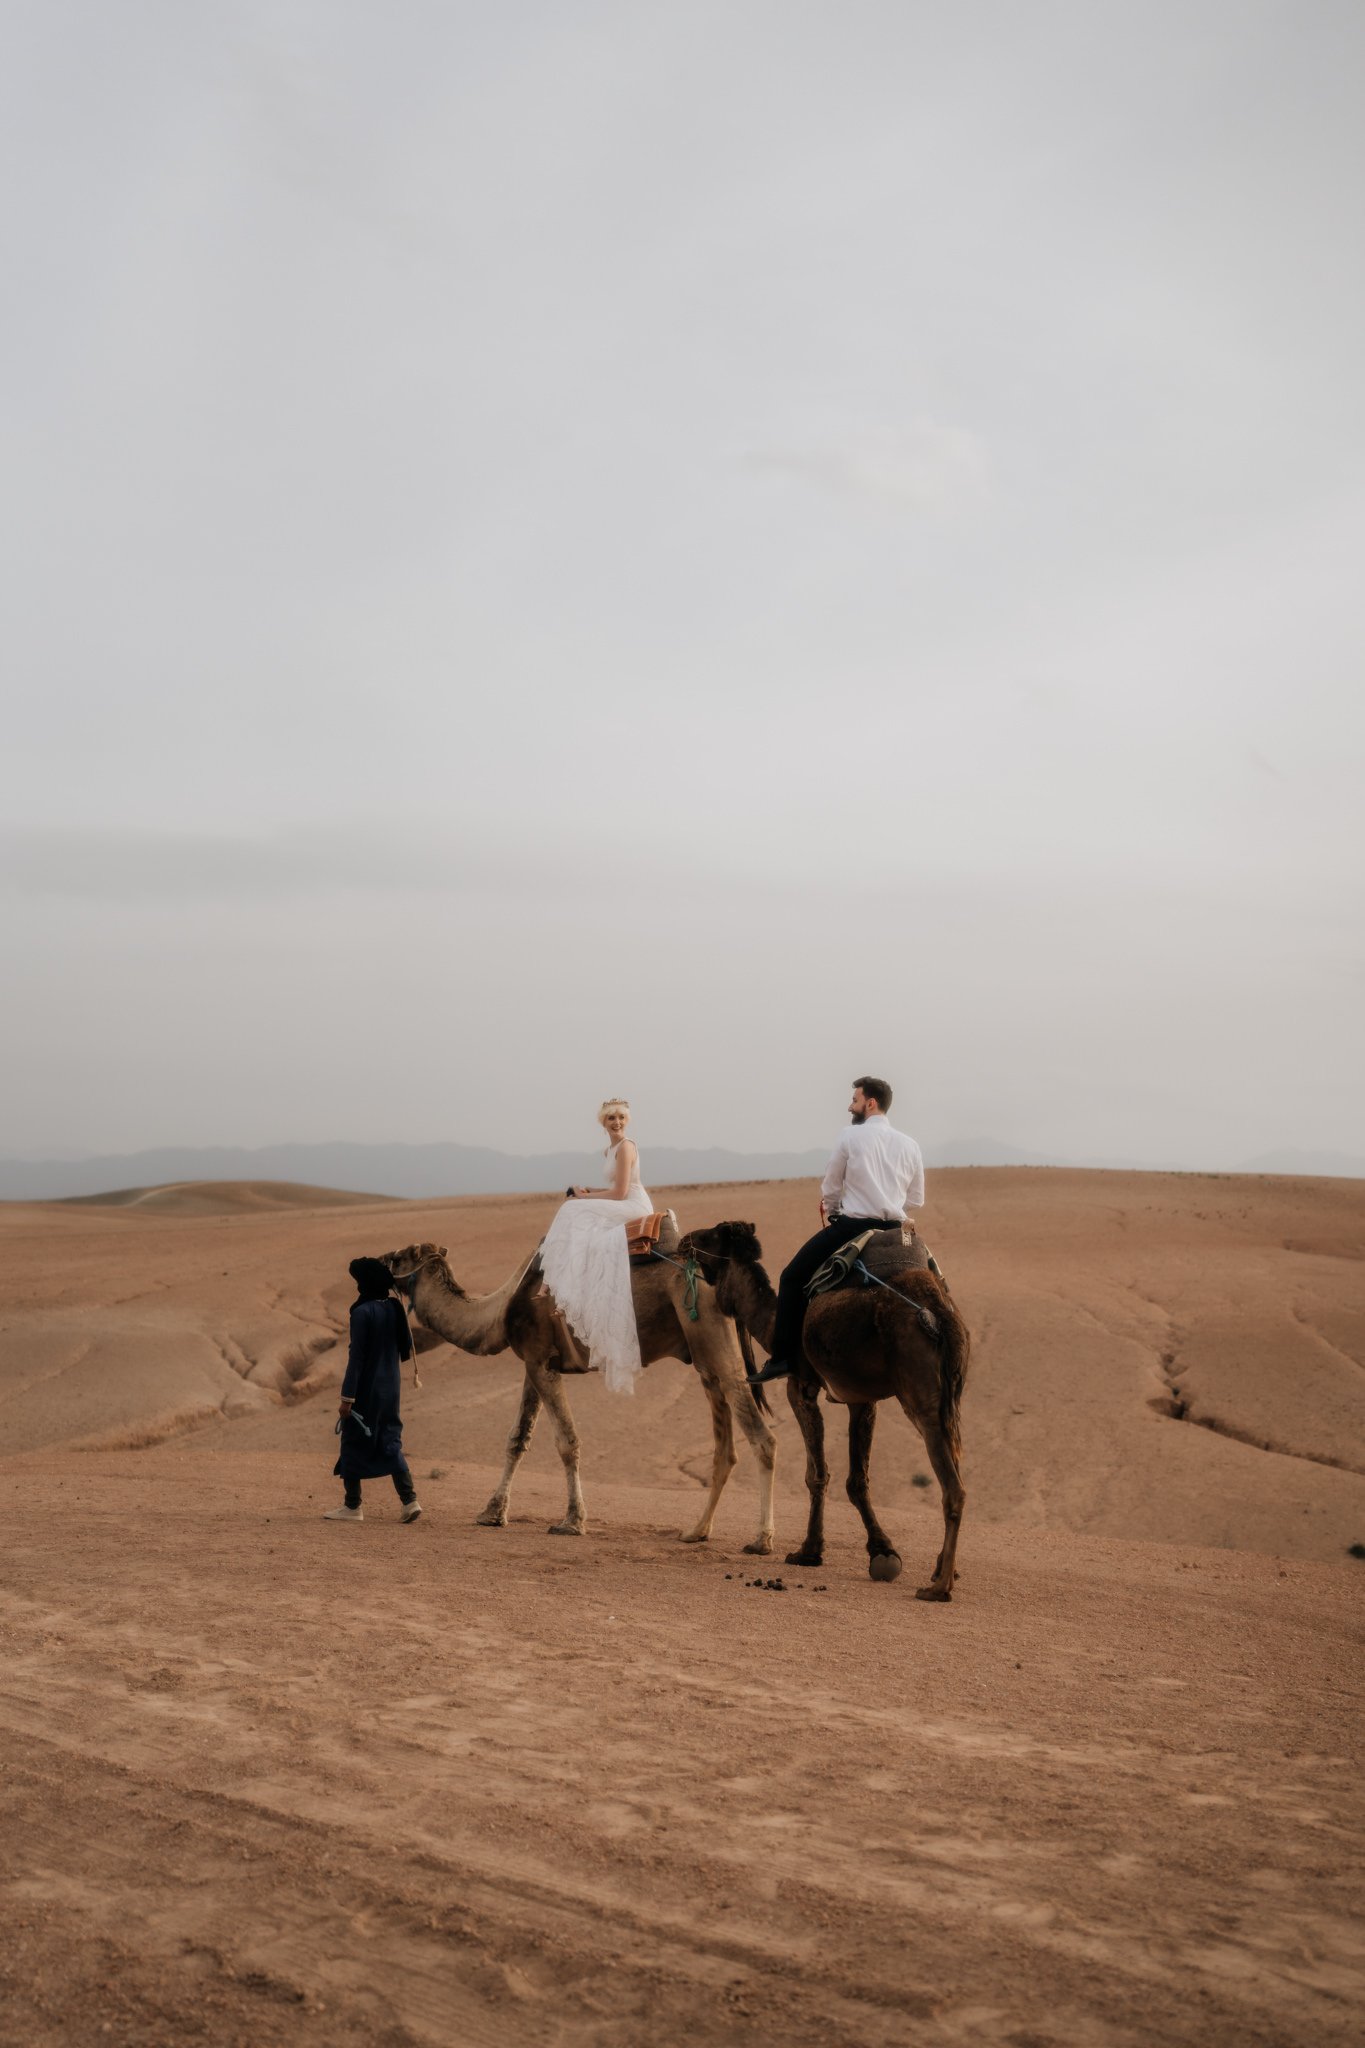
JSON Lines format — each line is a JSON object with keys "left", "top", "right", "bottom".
{"left": 1, "top": 1135, "right": 1361, "bottom": 1203}
{"left": 0, "top": 1140, "right": 830, "bottom": 1203}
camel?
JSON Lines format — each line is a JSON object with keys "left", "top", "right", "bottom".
{"left": 381, "top": 1232, "right": 778, "bottom": 1553}
{"left": 679, "top": 1221, "right": 969, "bottom": 1598}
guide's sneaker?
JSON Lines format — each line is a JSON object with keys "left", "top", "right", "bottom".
{"left": 400, "top": 1500, "right": 423, "bottom": 1524}
{"left": 322, "top": 1504, "right": 364, "bottom": 1521}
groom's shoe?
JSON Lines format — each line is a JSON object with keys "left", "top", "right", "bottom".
{"left": 747, "top": 1356, "right": 794, "bottom": 1386}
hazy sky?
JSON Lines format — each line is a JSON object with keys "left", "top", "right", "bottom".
{"left": 3, "top": 0, "right": 1362, "bottom": 1167}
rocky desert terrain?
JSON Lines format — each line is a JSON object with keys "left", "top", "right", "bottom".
{"left": 1, "top": 1169, "right": 1362, "bottom": 2046}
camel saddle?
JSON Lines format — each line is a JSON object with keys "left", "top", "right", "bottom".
{"left": 806, "top": 1226, "right": 944, "bottom": 1301}
{"left": 627, "top": 1211, "right": 680, "bottom": 1261}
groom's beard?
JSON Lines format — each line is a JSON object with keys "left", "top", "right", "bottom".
{"left": 850, "top": 1111, "right": 866, "bottom": 1125}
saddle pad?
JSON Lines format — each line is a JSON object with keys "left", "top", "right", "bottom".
{"left": 860, "top": 1233, "right": 932, "bottom": 1281}
{"left": 627, "top": 1210, "right": 679, "bottom": 1258}
{"left": 806, "top": 1230, "right": 938, "bottom": 1300}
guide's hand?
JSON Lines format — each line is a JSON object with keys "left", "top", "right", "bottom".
{"left": 338, "top": 1398, "right": 354, "bottom": 1420}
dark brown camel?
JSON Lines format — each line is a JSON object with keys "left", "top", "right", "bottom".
{"left": 679, "top": 1221, "right": 969, "bottom": 1598}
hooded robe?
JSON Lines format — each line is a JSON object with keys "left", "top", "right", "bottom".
{"left": 333, "top": 1293, "right": 413, "bottom": 1482}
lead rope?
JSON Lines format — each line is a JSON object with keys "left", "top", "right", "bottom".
{"left": 390, "top": 1272, "right": 423, "bottom": 1389}
{"left": 645, "top": 1249, "right": 702, "bottom": 1322}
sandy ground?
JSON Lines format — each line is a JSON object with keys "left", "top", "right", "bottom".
{"left": 1, "top": 1169, "right": 1363, "bottom": 2045}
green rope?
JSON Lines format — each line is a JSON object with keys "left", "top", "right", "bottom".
{"left": 643, "top": 1248, "right": 703, "bottom": 1322}
{"left": 682, "top": 1254, "right": 701, "bottom": 1323}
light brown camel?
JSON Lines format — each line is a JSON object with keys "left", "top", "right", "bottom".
{"left": 381, "top": 1233, "right": 778, "bottom": 1553}
{"left": 679, "top": 1221, "right": 969, "bottom": 1598}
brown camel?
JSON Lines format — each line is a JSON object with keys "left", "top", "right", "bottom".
{"left": 381, "top": 1232, "right": 778, "bottom": 1553}
{"left": 679, "top": 1221, "right": 969, "bottom": 1598}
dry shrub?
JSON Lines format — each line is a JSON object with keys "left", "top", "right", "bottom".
{"left": 74, "top": 1404, "right": 225, "bottom": 1453}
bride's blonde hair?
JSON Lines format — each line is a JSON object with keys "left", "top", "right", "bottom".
{"left": 597, "top": 1097, "right": 630, "bottom": 1128}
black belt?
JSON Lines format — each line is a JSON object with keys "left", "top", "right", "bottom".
{"left": 841, "top": 1215, "right": 901, "bottom": 1229}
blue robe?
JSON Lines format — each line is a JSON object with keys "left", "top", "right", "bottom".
{"left": 333, "top": 1296, "right": 413, "bottom": 1481}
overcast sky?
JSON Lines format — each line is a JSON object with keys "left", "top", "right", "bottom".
{"left": 2, "top": 0, "right": 1362, "bottom": 1168}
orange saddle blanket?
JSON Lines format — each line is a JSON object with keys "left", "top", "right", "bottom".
{"left": 626, "top": 1212, "right": 668, "bottom": 1256}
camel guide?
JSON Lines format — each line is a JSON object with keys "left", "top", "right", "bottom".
{"left": 325, "top": 1256, "right": 423, "bottom": 1524}
{"left": 748, "top": 1076, "right": 925, "bottom": 1385}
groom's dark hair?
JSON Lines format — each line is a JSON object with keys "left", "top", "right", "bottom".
{"left": 853, "top": 1075, "right": 893, "bottom": 1111}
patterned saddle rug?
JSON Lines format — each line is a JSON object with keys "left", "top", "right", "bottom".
{"left": 627, "top": 1211, "right": 681, "bottom": 1261}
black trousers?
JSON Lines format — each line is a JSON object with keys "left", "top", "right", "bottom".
{"left": 769, "top": 1216, "right": 902, "bottom": 1364}
{"left": 344, "top": 1456, "right": 416, "bottom": 1510}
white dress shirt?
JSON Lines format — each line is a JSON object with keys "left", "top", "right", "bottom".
{"left": 820, "top": 1116, "right": 925, "bottom": 1223}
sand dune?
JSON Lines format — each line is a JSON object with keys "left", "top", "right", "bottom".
{"left": 59, "top": 1178, "right": 398, "bottom": 1216}
{"left": 1, "top": 1169, "right": 1362, "bottom": 2044}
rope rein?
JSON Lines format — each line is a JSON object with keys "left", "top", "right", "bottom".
{"left": 851, "top": 1257, "right": 903, "bottom": 1296}
{"left": 644, "top": 1249, "right": 702, "bottom": 1322}
{"left": 388, "top": 1255, "right": 446, "bottom": 1388}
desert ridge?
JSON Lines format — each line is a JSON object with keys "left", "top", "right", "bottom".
{"left": 55, "top": 1178, "right": 400, "bottom": 1216}
{"left": 2, "top": 1167, "right": 1362, "bottom": 1561}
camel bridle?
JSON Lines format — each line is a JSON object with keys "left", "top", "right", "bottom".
{"left": 387, "top": 1251, "right": 445, "bottom": 1300}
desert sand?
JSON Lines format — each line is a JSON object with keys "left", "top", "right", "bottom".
{"left": 1, "top": 1169, "right": 1362, "bottom": 2046}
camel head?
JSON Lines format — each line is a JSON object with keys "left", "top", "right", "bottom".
{"left": 678, "top": 1220, "right": 763, "bottom": 1287}
{"left": 381, "top": 1242, "right": 454, "bottom": 1288}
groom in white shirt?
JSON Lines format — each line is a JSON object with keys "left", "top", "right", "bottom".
{"left": 748, "top": 1076, "right": 925, "bottom": 1385}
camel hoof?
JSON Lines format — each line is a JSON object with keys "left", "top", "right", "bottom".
{"left": 914, "top": 1583, "right": 952, "bottom": 1602}
{"left": 869, "top": 1551, "right": 903, "bottom": 1583}
{"left": 742, "top": 1536, "right": 773, "bottom": 1556}
{"left": 474, "top": 1504, "right": 508, "bottom": 1527}
{"left": 679, "top": 1528, "right": 710, "bottom": 1545}
{"left": 547, "top": 1520, "right": 585, "bottom": 1537}
{"left": 785, "top": 1550, "right": 823, "bottom": 1568}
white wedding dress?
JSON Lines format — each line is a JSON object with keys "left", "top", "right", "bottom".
{"left": 540, "top": 1141, "right": 654, "bottom": 1395}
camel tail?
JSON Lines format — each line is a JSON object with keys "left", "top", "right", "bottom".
{"left": 882, "top": 1270, "right": 969, "bottom": 1452}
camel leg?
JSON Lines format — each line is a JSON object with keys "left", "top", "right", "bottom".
{"left": 783, "top": 1377, "right": 829, "bottom": 1567}
{"left": 724, "top": 1376, "right": 776, "bottom": 1556}
{"left": 845, "top": 1402, "right": 902, "bottom": 1581}
{"left": 679, "top": 1369, "right": 738, "bottom": 1546}
{"left": 905, "top": 1412, "right": 965, "bottom": 1601}
{"left": 536, "top": 1366, "right": 587, "bottom": 1535}
{"left": 475, "top": 1374, "right": 541, "bottom": 1527}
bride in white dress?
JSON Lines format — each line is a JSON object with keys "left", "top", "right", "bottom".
{"left": 539, "top": 1099, "right": 654, "bottom": 1395}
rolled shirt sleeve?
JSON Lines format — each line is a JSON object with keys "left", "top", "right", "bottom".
{"left": 905, "top": 1141, "right": 925, "bottom": 1213}
{"left": 820, "top": 1132, "right": 850, "bottom": 1215}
